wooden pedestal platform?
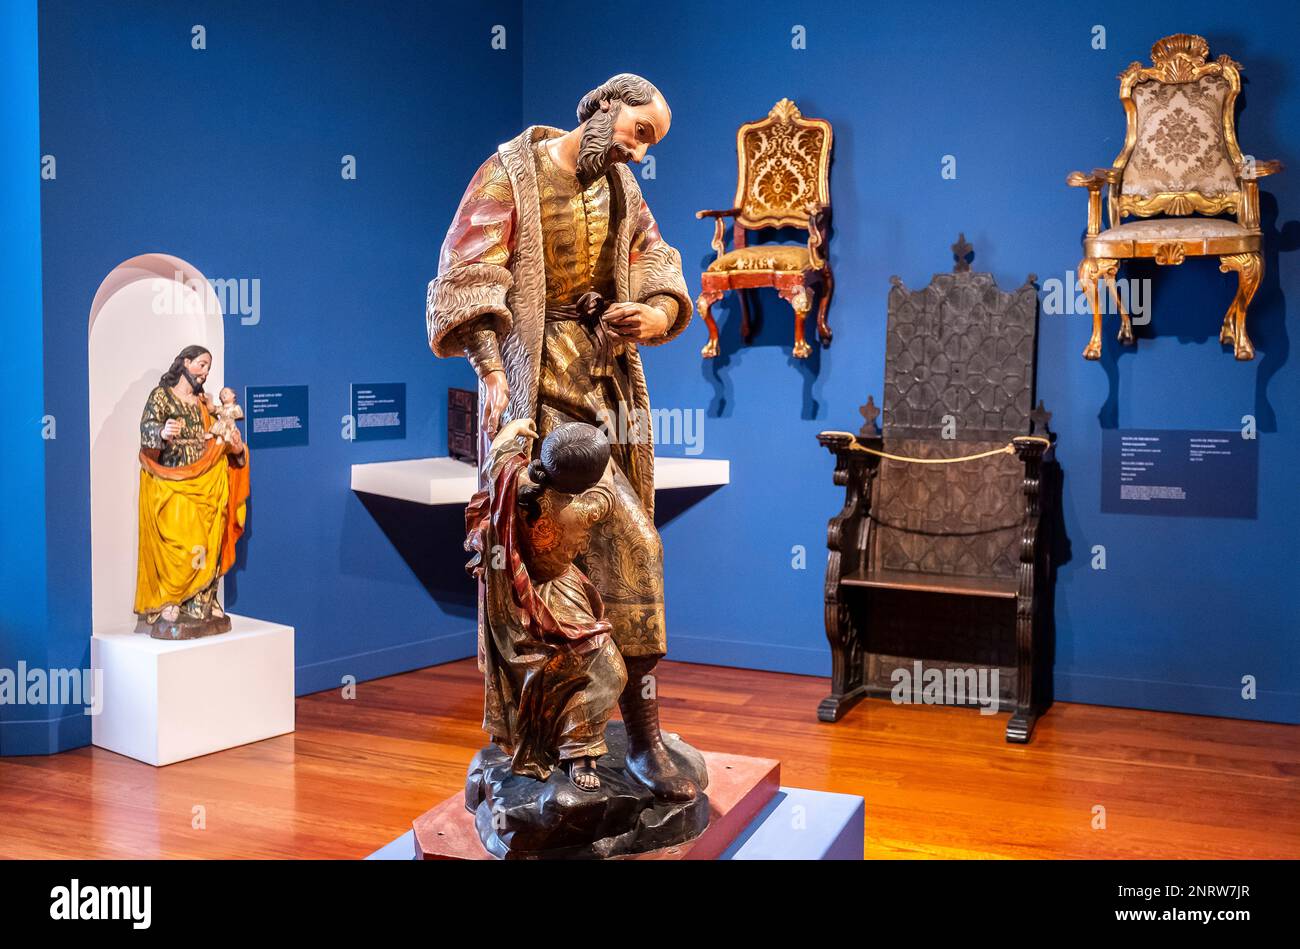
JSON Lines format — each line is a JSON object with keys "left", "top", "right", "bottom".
{"left": 413, "top": 750, "right": 780, "bottom": 860}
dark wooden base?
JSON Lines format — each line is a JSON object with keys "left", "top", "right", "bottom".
{"left": 137, "top": 613, "right": 233, "bottom": 640}
{"left": 1005, "top": 709, "right": 1037, "bottom": 744}
{"left": 414, "top": 747, "right": 780, "bottom": 860}
{"left": 463, "top": 723, "right": 711, "bottom": 859}
{"left": 817, "top": 686, "right": 868, "bottom": 723}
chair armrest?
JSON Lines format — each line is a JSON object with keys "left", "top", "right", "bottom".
{"left": 1012, "top": 436, "right": 1053, "bottom": 561}
{"left": 819, "top": 430, "right": 880, "bottom": 580}
{"left": 1238, "top": 159, "right": 1284, "bottom": 179}
{"left": 697, "top": 209, "right": 742, "bottom": 263}
{"left": 1234, "top": 161, "right": 1283, "bottom": 229}
{"left": 1066, "top": 169, "right": 1117, "bottom": 236}
{"left": 807, "top": 202, "right": 831, "bottom": 268}
{"left": 1012, "top": 435, "right": 1053, "bottom": 464}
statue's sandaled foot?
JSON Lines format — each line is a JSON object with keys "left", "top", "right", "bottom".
{"left": 565, "top": 756, "right": 600, "bottom": 792}
{"left": 161, "top": 605, "right": 181, "bottom": 623}
{"left": 625, "top": 741, "right": 698, "bottom": 802}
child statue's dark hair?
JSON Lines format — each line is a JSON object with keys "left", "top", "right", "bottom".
{"left": 518, "top": 422, "right": 610, "bottom": 518}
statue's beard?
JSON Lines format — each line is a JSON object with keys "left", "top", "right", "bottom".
{"left": 181, "top": 366, "right": 205, "bottom": 396}
{"left": 575, "top": 104, "right": 635, "bottom": 189}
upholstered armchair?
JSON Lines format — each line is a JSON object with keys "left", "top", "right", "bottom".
{"left": 1068, "top": 33, "right": 1282, "bottom": 361}
{"left": 696, "top": 98, "right": 833, "bottom": 359}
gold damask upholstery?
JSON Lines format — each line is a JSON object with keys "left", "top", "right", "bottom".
{"left": 1097, "top": 218, "right": 1246, "bottom": 240}
{"left": 706, "top": 245, "right": 813, "bottom": 273}
{"left": 696, "top": 98, "right": 834, "bottom": 359}
{"left": 1067, "top": 33, "right": 1283, "bottom": 361}
{"left": 1125, "top": 74, "right": 1238, "bottom": 198}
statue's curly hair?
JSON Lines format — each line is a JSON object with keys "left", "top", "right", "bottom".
{"left": 517, "top": 422, "right": 610, "bottom": 520}
{"left": 575, "top": 73, "right": 664, "bottom": 123}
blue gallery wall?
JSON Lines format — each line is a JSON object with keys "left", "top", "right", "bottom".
{"left": 17, "top": 0, "right": 522, "bottom": 753}
{"left": 0, "top": 0, "right": 51, "bottom": 755}
{"left": 523, "top": 0, "right": 1298, "bottom": 723}
{"left": 7, "top": 0, "right": 1296, "bottom": 756}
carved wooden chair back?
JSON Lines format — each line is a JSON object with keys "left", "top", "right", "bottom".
{"left": 872, "top": 257, "right": 1039, "bottom": 581}
{"left": 733, "top": 98, "right": 833, "bottom": 234}
{"left": 1112, "top": 33, "right": 1246, "bottom": 226}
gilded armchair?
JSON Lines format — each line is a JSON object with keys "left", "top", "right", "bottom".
{"left": 696, "top": 98, "right": 833, "bottom": 359}
{"left": 1068, "top": 33, "right": 1282, "bottom": 361}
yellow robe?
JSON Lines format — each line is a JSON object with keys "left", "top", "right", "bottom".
{"left": 134, "top": 387, "right": 248, "bottom": 619}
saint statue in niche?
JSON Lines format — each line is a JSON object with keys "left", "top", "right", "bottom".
{"left": 428, "top": 73, "right": 701, "bottom": 805}
{"left": 134, "top": 345, "right": 250, "bottom": 640}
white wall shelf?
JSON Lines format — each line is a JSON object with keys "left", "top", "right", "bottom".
{"left": 351, "top": 456, "right": 730, "bottom": 506}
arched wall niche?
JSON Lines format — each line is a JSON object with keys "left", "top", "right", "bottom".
{"left": 88, "top": 253, "right": 226, "bottom": 633}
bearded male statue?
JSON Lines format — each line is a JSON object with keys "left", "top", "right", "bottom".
{"left": 427, "top": 74, "right": 699, "bottom": 802}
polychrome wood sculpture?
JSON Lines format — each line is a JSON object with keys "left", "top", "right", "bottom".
{"left": 135, "top": 345, "right": 249, "bottom": 640}
{"left": 817, "top": 239, "right": 1058, "bottom": 743}
{"left": 427, "top": 74, "right": 710, "bottom": 857}
{"left": 1068, "top": 33, "right": 1282, "bottom": 360}
{"left": 697, "top": 98, "right": 833, "bottom": 359}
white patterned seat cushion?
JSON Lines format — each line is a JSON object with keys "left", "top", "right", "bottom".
{"left": 1123, "top": 75, "right": 1238, "bottom": 198}
{"left": 1097, "top": 218, "right": 1246, "bottom": 240}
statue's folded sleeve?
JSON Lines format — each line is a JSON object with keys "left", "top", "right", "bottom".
{"left": 427, "top": 154, "right": 518, "bottom": 357}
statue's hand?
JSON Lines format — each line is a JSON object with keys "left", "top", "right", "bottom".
{"left": 225, "top": 427, "right": 244, "bottom": 454}
{"left": 603, "top": 301, "right": 670, "bottom": 341}
{"left": 481, "top": 369, "right": 510, "bottom": 438}
{"left": 492, "top": 417, "right": 537, "bottom": 453}
{"left": 161, "top": 418, "right": 183, "bottom": 441}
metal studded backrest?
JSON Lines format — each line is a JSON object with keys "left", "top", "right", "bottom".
{"left": 733, "top": 98, "right": 832, "bottom": 230}
{"left": 872, "top": 239, "right": 1039, "bottom": 579}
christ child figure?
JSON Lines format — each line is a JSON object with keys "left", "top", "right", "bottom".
{"left": 208, "top": 386, "right": 244, "bottom": 444}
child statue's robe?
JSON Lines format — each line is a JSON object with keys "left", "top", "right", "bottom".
{"left": 465, "top": 440, "right": 626, "bottom": 780}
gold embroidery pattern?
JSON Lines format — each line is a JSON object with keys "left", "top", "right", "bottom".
{"left": 577, "top": 464, "right": 666, "bottom": 658}
{"left": 742, "top": 122, "right": 824, "bottom": 221}
{"left": 1125, "top": 74, "right": 1237, "bottom": 198}
{"left": 535, "top": 142, "right": 617, "bottom": 307}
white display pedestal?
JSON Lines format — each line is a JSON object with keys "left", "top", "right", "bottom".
{"left": 350, "top": 455, "right": 731, "bottom": 506}
{"left": 91, "top": 614, "right": 295, "bottom": 766}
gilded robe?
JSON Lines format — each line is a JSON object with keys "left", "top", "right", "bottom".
{"left": 425, "top": 125, "right": 694, "bottom": 518}
{"left": 428, "top": 126, "right": 693, "bottom": 662}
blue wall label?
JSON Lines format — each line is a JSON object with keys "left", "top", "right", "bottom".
{"left": 351, "top": 382, "right": 406, "bottom": 442}
{"left": 246, "top": 385, "right": 309, "bottom": 448}
{"left": 1101, "top": 429, "right": 1258, "bottom": 519}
